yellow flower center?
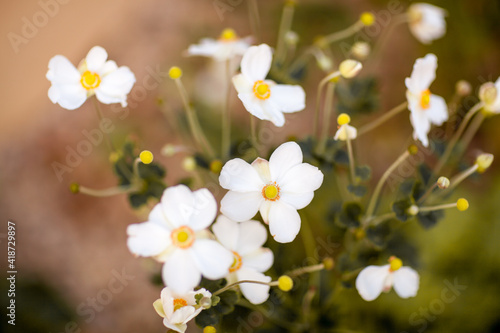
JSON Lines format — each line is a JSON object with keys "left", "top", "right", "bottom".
{"left": 420, "top": 89, "right": 431, "bottom": 109}
{"left": 337, "top": 113, "right": 351, "bottom": 126}
{"left": 219, "top": 28, "right": 237, "bottom": 41}
{"left": 80, "top": 70, "right": 101, "bottom": 90}
{"left": 173, "top": 298, "right": 188, "bottom": 311}
{"left": 262, "top": 182, "right": 280, "bottom": 201}
{"left": 229, "top": 251, "right": 243, "bottom": 273}
{"left": 389, "top": 256, "right": 403, "bottom": 272}
{"left": 253, "top": 80, "right": 271, "bottom": 100}
{"left": 171, "top": 226, "right": 195, "bottom": 249}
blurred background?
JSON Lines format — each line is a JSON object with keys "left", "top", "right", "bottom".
{"left": 1, "top": 0, "right": 499, "bottom": 332}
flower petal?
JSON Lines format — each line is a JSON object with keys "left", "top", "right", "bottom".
{"left": 268, "top": 201, "right": 301, "bottom": 243}
{"left": 241, "top": 44, "right": 272, "bottom": 82}
{"left": 189, "top": 188, "right": 218, "bottom": 230}
{"left": 409, "top": 107, "right": 431, "bottom": 147}
{"left": 127, "top": 221, "right": 171, "bottom": 257}
{"left": 237, "top": 220, "right": 268, "bottom": 255}
{"left": 220, "top": 191, "right": 263, "bottom": 222}
{"left": 269, "top": 142, "right": 303, "bottom": 181}
{"left": 236, "top": 268, "right": 271, "bottom": 304}
{"left": 269, "top": 84, "right": 306, "bottom": 113}
{"left": 46, "top": 55, "right": 87, "bottom": 110}
{"left": 47, "top": 55, "right": 81, "bottom": 83}
{"left": 232, "top": 73, "right": 253, "bottom": 94}
{"left": 219, "top": 158, "right": 264, "bottom": 192}
{"left": 212, "top": 215, "right": 239, "bottom": 251}
{"left": 161, "top": 185, "right": 196, "bottom": 228}
{"left": 355, "top": 265, "right": 391, "bottom": 301}
{"left": 190, "top": 239, "right": 233, "bottom": 279}
{"left": 393, "top": 267, "right": 420, "bottom": 298}
{"left": 162, "top": 249, "right": 201, "bottom": 294}
{"left": 95, "top": 66, "right": 135, "bottom": 107}
{"left": 278, "top": 163, "right": 324, "bottom": 195}
{"left": 405, "top": 54, "right": 437, "bottom": 94}
{"left": 279, "top": 191, "right": 314, "bottom": 210}
{"left": 242, "top": 248, "right": 274, "bottom": 272}
{"left": 86, "top": 46, "right": 108, "bottom": 72}
{"left": 427, "top": 94, "right": 448, "bottom": 125}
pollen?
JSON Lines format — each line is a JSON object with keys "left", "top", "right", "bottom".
{"left": 262, "top": 182, "right": 280, "bottom": 201}
{"left": 253, "top": 80, "right": 271, "bottom": 100}
{"left": 173, "top": 298, "right": 188, "bottom": 312}
{"left": 220, "top": 28, "right": 237, "bottom": 41}
{"left": 229, "top": 251, "right": 243, "bottom": 273}
{"left": 80, "top": 71, "right": 101, "bottom": 90}
{"left": 420, "top": 89, "right": 431, "bottom": 109}
{"left": 171, "top": 226, "right": 195, "bottom": 249}
{"left": 389, "top": 256, "right": 403, "bottom": 272}
{"left": 337, "top": 113, "right": 351, "bottom": 126}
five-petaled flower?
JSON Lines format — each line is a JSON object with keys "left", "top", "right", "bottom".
{"left": 187, "top": 28, "right": 252, "bottom": 61}
{"left": 46, "top": 46, "right": 136, "bottom": 110}
{"left": 219, "top": 141, "right": 324, "bottom": 243}
{"left": 355, "top": 256, "right": 420, "bottom": 301}
{"left": 153, "top": 286, "right": 212, "bottom": 333}
{"left": 232, "top": 44, "right": 306, "bottom": 127}
{"left": 405, "top": 53, "right": 448, "bottom": 147}
{"left": 212, "top": 215, "right": 274, "bottom": 304}
{"left": 127, "top": 185, "right": 233, "bottom": 294}
{"left": 407, "top": 3, "right": 447, "bottom": 44}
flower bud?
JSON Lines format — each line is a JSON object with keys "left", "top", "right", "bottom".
{"left": 199, "top": 296, "right": 212, "bottom": 309}
{"left": 69, "top": 183, "right": 80, "bottom": 194}
{"left": 139, "top": 150, "right": 154, "bottom": 164}
{"left": 323, "top": 257, "right": 335, "bottom": 270}
{"left": 278, "top": 275, "right": 294, "bottom": 292}
{"left": 407, "top": 205, "right": 419, "bottom": 216}
{"left": 360, "top": 12, "right": 375, "bottom": 26}
{"left": 351, "top": 41, "right": 371, "bottom": 60}
{"left": 479, "top": 82, "right": 498, "bottom": 106}
{"left": 182, "top": 156, "right": 197, "bottom": 171}
{"left": 209, "top": 160, "right": 223, "bottom": 174}
{"left": 455, "top": 80, "right": 472, "bottom": 97}
{"left": 284, "top": 31, "right": 299, "bottom": 46}
{"left": 456, "top": 198, "right": 469, "bottom": 211}
{"left": 169, "top": 66, "right": 183, "bottom": 80}
{"left": 337, "top": 113, "right": 351, "bottom": 126}
{"left": 316, "top": 53, "right": 333, "bottom": 71}
{"left": 437, "top": 176, "right": 450, "bottom": 189}
{"left": 339, "top": 59, "right": 362, "bottom": 78}
{"left": 476, "top": 153, "right": 494, "bottom": 173}
{"left": 408, "top": 144, "right": 419, "bottom": 155}
{"left": 204, "top": 327, "right": 217, "bottom": 333}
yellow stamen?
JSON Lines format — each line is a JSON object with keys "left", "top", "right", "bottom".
{"left": 389, "top": 256, "right": 403, "bottom": 272}
{"left": 262, "top": 182, "right": 280, "bottom": 201}
{"left": 253, "top": 80, "right": 271, "bottom": 100}
{"left": 173, "top": 298, "right": 188, "bottom": 311}
{"left": 80, "top": 71, "right": 101, "bottom": 90}
{"left": 220, "top": 28, "right": 237, "bottom": 41}
{"left": 360, "top": 12, "right": 375, "bottom": 26}
{"left": 278, "top": 275, "right": 293, "bottom": 292}
{"left": 337, "top": 113, "right": 351, "bottom": 126}
{"left": 169, "top": 66, "right": 182, "bottom": 80}
{"left": 139, "top": 150, "right": 154, "bottom": 164}
{"left": 229, "top": 251, "right": 243, "bottom": 273}
{"left": 420, "top": 89, "right": 431, "bottom": 109}
{"left": 171, "top": 226, "right": 195, "bottom": 249}
{"left": 456, "top": 198, "right": 469, "bottom": 211}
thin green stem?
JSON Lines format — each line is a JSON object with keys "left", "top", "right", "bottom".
{"left": 248, "top": 0, "right": 261, "bottom": 42}
{"left": 313, "top": 71, "right": 341, "bottom": 138}
{"left": 321, "top": 20, "right": 365, "bottom": 45}
{"left": 287, "top": 263, "right": 325, "bottom": 278}
{"left": 418, "top": 202, "right": 457, "bottom": 213}
{"left": 221, "top": 59, "right": 232, "bottom": 160}
{"left": 92, "top": 97, "right": 114, "bottom": 152}
{"left": 446, "top": 164, "right": 478, "bottom": 192}
{"left": 368, "top": 14, "right": 409, "bottom": 67}
{"left": 417, "top": 182, "right": 438, "bottom": 205}
{"left": 357, "top": 102, "right": 408, "bottom": 137}
{"left": 79, "top": 184, "right": 141, "bottom": 197}
{"left": 274, "top": 2, "right": 295, "bottom": 67}
{"left": 369, "top": 212, "right": 396, "bottom": 226}
{"left": 346, "top": 134, "right": 356, "bottom": 183}
{"left": 250, "top": 115, "right": 259, "bottom": 151}
{"left": 317, "top": 82, "right": 336, "bottom": 154}
{"left": 213, "top": 279, "right": 273, "bottom": 296}
{"left": 458, "top": 112, "right": 486, "bottom": 155}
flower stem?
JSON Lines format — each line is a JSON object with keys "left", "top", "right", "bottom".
{"left": 369, "top": 212, "right": 396, "bottom": 226}
{"left": 287, "top": 263, "right": 325, "bottom": 278}
{"left": 418, "top": 202, "right": 458, "bottom": 213}
{"left": 458, "top": 111, "right": 486, "bottom": 156}
{"left": 446, "top": 164, "right": 479, "bottom": 192}
{"left": 357, "top": 101, "right": 408, "bottom": 137}
{"left": 416, "top": 181, "right": 438, "bottom": 204}
{"left": 313, "top": 71, "right": 341, "bottom": 138}
{"left": 274, "top": 1, "right": 295, "bottom": 67}
{"left": 368, "top": 14, "right": 409, "bottom": 67}
{"left": 221, "top": 59, "right": 232, "bottom": 160}
{"left": 250, "top": 115, "right": 259, "bottom": 152}
{"left": 248, "top": 0, "right": 261, "bottom": 42}
{"left": 346, "top": 134, "right": 356, "bottom": 183}
{"left": 92, "top": 97, "right": 115, "bottom": 152}
{"left": 321, "top": 20, "right": 365, "bottom": 45}
{"left": 79, "top": 184, "right": 141, "bottom": 197}
{"left": 213, "top": 279, "right": 273, "bottom": 297}
{"left": 317, "top": 81, "right": 336, "bottom": 154}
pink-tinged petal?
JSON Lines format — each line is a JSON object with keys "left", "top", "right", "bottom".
{"left": 355, "top": 265, "right": 391, "bottom": 301}
{"left": 237, "top": 220, "right": 268, "bottom": 255}
{"left": 220, "top": 191, "right": 263, "bottom": 222}
{"left": 279, "top": 163, "right": 324, "bottom": 194}
{"left": 242, "top": 248, "right": 274, "bottom": 272}
{"left": 280, "top": 191, "right": 314, "bottom": 210}
{"left": 251, "top": 158, "right": 271, "bottom": 183}
{"left": 268, "top": 201, "right": 301, "bottom": 243}
{"left": 269, "top": 84, "right": 306, "bottom": 113}
{"left": 212, "top": 215, "right": 239, "bottom": 251}
{"left": 95, "top": 66, "right": 136, "bottom": 107}
{"left": 220, "top": 158, "right": 264, "bottom": 192}
{"left": 393, "top": 267, "right": 420, "bottom": 298}
{"left": 241, "top": 44, "right": 272, "bottom": 82}
{"left": 232, "top": 73, "right": 253, "bottom": 94}
{"left": 162, "top": 249, "right": 201, "bottom": 294}
{"left": 190, "top": 239, "right": 233, "bottom": 279}
{"left": 86, "top": 46, "right": 108, "bottom": 72}
{"left": 236, "top": 268, "right": 271, "bottom": 304}
{"left": 127, "top": 222, "right": 171, "bottom": 257}
{"left": 405, "top": 54, "right": 437, "bottom": 94}
{"left": 427, "top": 94, "right": 448, "bottom": 125}
{"left": 259, "top": 200, "right": 272, "bottom": 224}
{"left": 269, "top": 142, "right": 303, "bottom": 181}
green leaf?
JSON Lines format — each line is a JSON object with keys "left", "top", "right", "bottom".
{"left": 355, "top": 165, "right": 372, "bottom": 181}
{"left": 347, "top": 184, "right": 367, "bottom": 197}
{"left": 417, "top": 210, "right": 445, "bottom": 229}
{"left": 366, "top": 222, "right": 391, "bottom": 247}
{"left": 392, "top": 198, "right": 413, "bottom": 222}
{"left": 418, "top": 163, "right": 433, "bottom": 185}
{"left": 336, "top": 76, "right": 379, "bottom": 116}
{"left": 338, "top": 202, "right": 362, "bottom": 228}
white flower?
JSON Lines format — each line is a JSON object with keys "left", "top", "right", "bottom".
{"left": 334, "top": 124, "right": 357, "bottom": 141}
{"left": 219, "top": 141, "right": 324, "bottom": 243}
{"left": 355, "top": 256, "right": 419, "bottom": 301}
{"left": 405, "top": 54, "right": 448, "bottom": 147}
{"left": 480, "top": 78, "right": 500, "bottom": 114}
{"left": 187, "top": 28, "right": 252, "bottom": 61}
{"left": 46, "top": 46, "right": 136, "bottom": 110}
{"left": 212, "top": 215, "right": 274, "bottom": 304}
{"left": 126, "top": 185, "right": 233, "bottom": 294}
{"left": 232, "top": 44, "right": 306, "bottom": 127}
{"left": 153, "top": 287, "right": 212, "bottom": 333}
{"left": 407, "top": 3, "right": 447, "bottom": 44}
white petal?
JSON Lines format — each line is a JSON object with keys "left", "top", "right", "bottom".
{"left": 164, "top": 320, "right": 187, "bottom": 333}
{"left": 279, "top": 191, "right": 314, "bottom": 210}
{"left": 232, "top": 73, "right": 253, "bottom": 94}
{"left": 408, "top": 94, "right": 431, "bottom": 147}
{"left": 259, "top": 200, "right": 272, "bottom": 224}
{"left": 237, "top": 220, "right": 268, "bottom": 255}
{"left": 355, "top": 265, "right": 391, "bottom": 301}
{"left": 162, "top": 249, "right": 201, "bottom": 294}
{"left": 161, "top": 185, "right": 196, "bottom": 228}
{"left": 95, "top": 66, "right": 135, "bottom": 107}
{"left": 269, "top": 142, "right": 303, "bottom": 181}
{"left": 190, "top": 188, "right": 218, "bottom": 230}
{"left": 251, "top": 158, "right": 271, "bottom": 183}
{"left": 334, "top": 124, "right": 358, "bottom": 141}
{"left": 393, "top": 267, "right": 420, "bottom": 298}
{"left": 220, "top": 191, "right": 263, "bottom": 222}
{"left": 405, "top": 54, "right": 437, "bottom": 94}
{"left": 190, "top": 239, "right": 233, "bottom": 279}
{"left": 269, "top": 84, "right": 306, "bottom": 113}
{"left": 47, "top": 55, "right": 81, "bottom": 83}
{"left": 236, "top": 268, "right": 271, "bottom": 304}
{"left": 169, "top": 306, "right": 197, "bottom": 324}
{"left": 408, "top": 4, "right": 446, "bottom": 44}
{"left": 101, "top": 60, "right": 118, "bottom": 75}
{"left": 48, "top": 83, "right": 87, "bottom": 110}
{"left": 187, "top": 39, "right": 219, "bottom": 57}
{"left": 426, "top": 94, "right": 448, "bottom": 125}
{"left": 219, "top": 158, "right": 264, "bottom": 192}
{"left": 212, "top": 215, "right": 239, "bottom": 251}
{"left": 148, "top": 203, "right": 170, "bottom": 228}
{"left": 261, "top": 99, "right": 286, "bottom": 127}
{"left": 126, "top": 222, "right": 171, "bottom": 257}
{"left": 160, "top": 287, "right": 175, "bottom": 317}
{"left": 242, "top": 248, "right": 274, "bottom": 272}
{"left": 268, "top": 201, "right": 301, "bottom": 243}
{"left": 86, "top": 46, "right": 108, "bottom": 72}
{"left": 241, "top": 44, "right": 272, "bottom": 82}
{"left": 278, "top": 163, "right": 324, "bottom": 194}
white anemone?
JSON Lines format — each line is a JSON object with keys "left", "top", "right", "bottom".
{"left": 408, "top": 3, "right": 447, "bottom": 44}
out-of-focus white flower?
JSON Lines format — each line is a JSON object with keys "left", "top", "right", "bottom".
{"left": 153, "top": 287, "right": 212, "bottom": 333}
{"left": 407, "top": 3, "right": 447, "bottom": 44}
{"left": 339, "top": 59, "right": 362, "bottom": 79}
{"left": 355, "top": 256, "right": 419, "bottom": 301}
{"left": 232, "top": 44, "right": 306, "bottom": 127}
{"left": 212, "top": 216, "right": 274, "bottom": 304}
{"left": 351, "top": 42, "right": 371, "bottom": 60}
{"left": 127, "top": 185, "right": 232, "bottom": 294}
{"left": 334, "top": 113, "right": 357, "bottom": 141}
{"left": 405, "top": 54, "right": 448, "bottom": 147}
{"left": 219, "top": 141, "right": 324, "bottom": 243}
{"left": 479, "top": 78, "right": 500, "bottom": 114}
{"left": 46, "top": 46, "right": 135, "bottom": 110}
{"left": 187, "top": 28, "right": 252, "bottom": 61}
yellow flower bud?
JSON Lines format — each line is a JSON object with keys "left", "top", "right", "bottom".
{"left": 182, "top": 157, "right": 197, "bottom": 172}
{"left": 408, "top": 144, "right": 419, "bottom": 155}
{"left": 204, "top": 327, "right": 217, "bottom": 333}
{"left": 139, "top": 150, "right": 154, "bottom": 164}
{"left": 360, "top": 12, "right": 375, "bottom": 26}
{"left": 210, "top": 160, "right": 223, "bottom": 174}
{"left": 337, "top": 113, "right": 351, "bottom": 126}
{"left": 389, "top": 256, "right": 403, "bottom": 272}
{"left": 69, "top": 183, "right": 80, "bottom": 194}
{"left": 278, "top": 275, "right": 293, "bottom": 292}
{"left": 479, "top": 82, "right": 498, "bottom": 106}
{"left": 456, "top": 198, "right": 469, "bottom": 211}
{"left": 169, "top": 66, "right": 183, "bottom": 80}
{"left": 476, "top": 153, "right": 494, "bottom": 173}
{"left": 339, "top": 59, "right": 362, "bottom": 78}
{"left": 351, "top": 41, "right": 371, "bottom": 60}
{"left": 323, "top": 257, "right": 335, "bottom": 271}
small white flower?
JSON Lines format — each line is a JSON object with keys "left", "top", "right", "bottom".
{"left": 153, "top": 286, "right": 212, "bottom": 333}
{"left": 219, "top": 141, "right": 324, "bottom": 243}
{"left": 127, "top": 185, "right": 233, "bottom": 294}
{"left": 355, "top": 256, "right": 419, "bottom": 301}
{"left": 212, "top": 215, "right": 274, "bottom": 304}
{"left": 232, "top": 44, "right": 306, "bottom": 127}
{"left": 46, "top": 46, "right": 136, "bottom": 110}
{"left": 405, "top": 54, "right": 448, "bottom": 147}
{"left": 479, "top": 78, "right": 500, "bottom": 114}
{"left": 187, "top": 28, "right": 252, "bottom": 61}
{"left": 407, "top": 3, "right": 447, "bottom": 44}
{"left": 334, "top": 124, "right": 357, "bottom": 141}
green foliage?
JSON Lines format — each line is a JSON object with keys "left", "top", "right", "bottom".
{"left": 195, "top": 278, "right": 239, "bottom": 327}
{"left": 338, "top": 202, "right": 362, "bottom": 228}
{"left": 336, "top": 77, "right": 379, "bottom": 116}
